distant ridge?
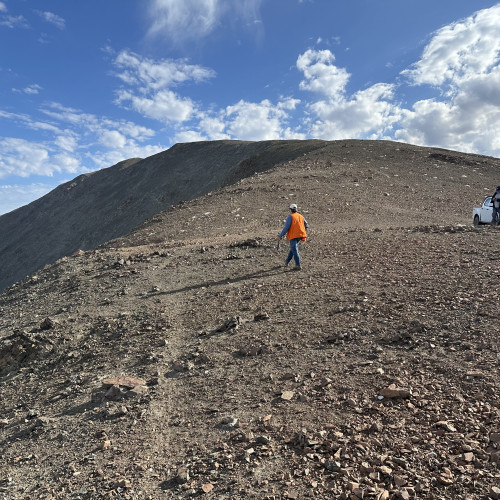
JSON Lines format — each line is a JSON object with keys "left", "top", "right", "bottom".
{"left": 0, "top": 140, "right": 327, "bottom": 292}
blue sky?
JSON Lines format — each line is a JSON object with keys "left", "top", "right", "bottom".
{"left": 1, "top": 0, "right": 500, "bottom": 215}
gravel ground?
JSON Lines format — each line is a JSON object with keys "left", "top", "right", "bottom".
{"left": 0, "top": 140, "right": 499, "bottom": 500}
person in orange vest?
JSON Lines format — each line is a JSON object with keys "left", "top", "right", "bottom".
{"left": 277, "top": 203, "right": 309, "bottom": 270}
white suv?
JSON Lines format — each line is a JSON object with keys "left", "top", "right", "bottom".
{"left": 473, "top": 196, "right": 494, "bottom": 226}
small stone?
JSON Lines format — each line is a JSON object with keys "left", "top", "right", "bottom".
{"left": 360, "top": 462, "right": 375, "bottom": 475}
{"left": 40, "top": 317, "right": 55, "bottom": 330}
{"left": 352, "top": 487, "right": 364, "bottom": 498}
{"left": 394, "top": 475, "right": 406, "bottom": 487}
{"left": 201, "top": 483, "right": 214, "bottom": 493}
{"left": 220, "top": 416, "right": 239, "bottom": 430}
{"left": 127, "top": 385, "right": 148, "bottom": 397}
{"left": 325, "top": 460, "right": 341, "bottom": 472}
{"left": 490, "top": 486, "right": 500, "bottom": 500}
{"left": 435, "top": 421, "right": 457, "bottom": 432}
{"left": 256, "top": 435, "right": 271, "bottom": 444}
{"left": 490, "top": 432, "right": 500, "bottom": 443}
{"left": 116, "top": 479, "right": 131, "bottom": 489}
{"left": 171, "top": 362, "right": 185, "bottom": 372}
{"left": 379, "top": 384, "right": 410, "bottom": 399}
{"left": 281, "top": 391, "right": 295, "bottom": 401}
{"left": 176, "top": 468, "right": 189, "bottom": 484}
{"left": 254, "top": 312, "right": 269, "bottom": 321}
{"left": 101, "top": 440, "right": 111, "bottom": 450}
{"left": 347, "top": 481, "right": 359, "bottom": 491}
{"left": 398, "top": 490, "right": 410, "bottom": 500}
{"left": 379, "top": 466, "right": 392, "bottom": 475}
{"left": 436, "top": 474, "right": 454, "bottom": 486}
{"left": 104, "top": 385, "right": 125, "bottom": 401}
{"left": 376, "top": 491, "right": 390, "bottom": 500}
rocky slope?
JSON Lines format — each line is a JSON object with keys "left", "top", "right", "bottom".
{"left": 0, "top": 140, "right": 325, "bottom": 293}
{"left": 0, "top": 140, "right": 499, "bottom": 500}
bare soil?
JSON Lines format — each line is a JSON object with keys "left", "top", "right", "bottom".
{"left": 1, "top": 140, "right": 499, "bottom": 500}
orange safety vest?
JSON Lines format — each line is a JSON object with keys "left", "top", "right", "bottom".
{"left": 287, "top": 212, "right": 307, "bottom": 241}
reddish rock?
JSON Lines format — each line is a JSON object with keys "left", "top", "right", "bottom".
{"left": 379, "top": 384, "right": 410, "bottom": 398}
{"left": 102, "top": 376, "right": 146, "bottom": 388}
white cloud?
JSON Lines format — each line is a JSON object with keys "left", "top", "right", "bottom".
{"left": 403, "top": 5, "right": 500, "bottom": 87}
{"left": 278, "top": 98, "right": 301, "bottom": 111}
{"left": 225, "top": 99, "right": 298, "bottom": 141}
{"left": 396, "top": 4, "right": 500, "bottom": 156}
{"left": 89, "top": 143, "right": 164, "bottom": 169}
{"left": 12, "top": 84, "right": 43, "bottom": 95}
{"left": 297, "top": 49, "right": 400, "bottom": 140}
{"left": 113, "top": 50, "right": 215, "bottom": 90}
{"left": 100, "top": 119, "right": 155, "bottom": 142}
{"left": 310, "top": 83, "right": 401, "bottom": 139}
{"left": 197, "top": 115, "right": 230, "bottom": 140}
{"left": 0, "top": 2, "right": 7, "bottom": 13}
{"left": 24, "top": 84, "right": 42, "bottom": 94}
{"left": 54, "top": 133, "right": 78, "bottom": 152}
{"left": 148, "top": 0, "right": 219, "bottom": 40}
{"left": 0, "top": 138, "right": 55, "bottom": 177}
{"left": 36, "top": 10, "right": 65, "bottom": 30}
{"left": 174, "top": 130, "right": 207, "bottom": 143}
{"left": 0, "top": 182, "right": 60, "bottom": 216}
{"left": 0, "top": 14, "right": 28, "bottom": 28}
{"left": 113, "top": 50, "right": 215, "bottom": 124}
{"left": 52, "top": 153, "right": 80, "bottom": 173}
{"left": 39, "top": 102, "right": 156, "bottom": 142}
{"left": 297, "top": 7, "right": 500, "bottom": 158}
{"left": 0, "top": 109, "right": 61, "bottom": 133}
{"left": 99, "top": 130, "right": 127, "bottom": 148}
{"left": 0, "top": 102, "right": 165, "bottom": 178}
{"left": 116, "top": 89, "right": 196, "bottom": 123}
{"left": 173, "top": 96, "right": 304, "bottom": 142}
{"left": 147, "top": 0, "right": 263, "bottom": 42}
{"left": 297, "top": 49, "right": 350, "bottom": 99}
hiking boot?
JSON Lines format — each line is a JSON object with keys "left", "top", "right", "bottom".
{"left": 284, "top": 259, "right": 290, "bottom": 267}
{"left": 293, "top": 265, "right": 302, "bottom": 271}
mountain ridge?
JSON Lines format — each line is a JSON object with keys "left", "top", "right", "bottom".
{"left": 0, "top": 140, "right": 328, "bottom": 293}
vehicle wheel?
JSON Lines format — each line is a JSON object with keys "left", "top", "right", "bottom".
{"left": 473, "top": 215, "right": 480, "bottom": 226}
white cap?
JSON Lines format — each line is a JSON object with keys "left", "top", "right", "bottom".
{"left": 289, "top": 203, "right": 297, "bottom": 210}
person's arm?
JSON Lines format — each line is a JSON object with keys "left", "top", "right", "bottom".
{"left": 278, "top": 215, "right": 292, "bottom": 238}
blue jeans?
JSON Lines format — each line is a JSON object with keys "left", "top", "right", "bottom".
{"left": 286, "top": 238, "right": 302, "bottom": 266}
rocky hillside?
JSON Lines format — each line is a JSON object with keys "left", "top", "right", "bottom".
{"left": 0, "top": 140, "right": 325, "bottom": 293}
{"left": 0, "top": 140, "right": 499, "bottom": 500}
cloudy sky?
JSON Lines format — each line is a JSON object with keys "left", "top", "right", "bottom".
{"left": 1, "top": 0, "right": 500, "bottom": 215}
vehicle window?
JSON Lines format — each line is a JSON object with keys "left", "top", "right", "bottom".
{"left": 484, "top": 197, "right": 493, "bottom": 207}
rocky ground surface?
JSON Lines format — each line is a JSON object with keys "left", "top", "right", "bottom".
{"left": 0, "top": 140, "right": 499, "bottom": 499}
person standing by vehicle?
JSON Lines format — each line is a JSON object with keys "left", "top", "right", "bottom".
{"left": 492, "top": 186, "right": 500, "bottom": 225}
{"left": 277, "top": 203, "right": 309, "bottom": 270}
